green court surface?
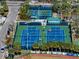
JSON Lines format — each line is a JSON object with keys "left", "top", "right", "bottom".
{"left": 13, "top": 22, "right": 71, "bottom": 49}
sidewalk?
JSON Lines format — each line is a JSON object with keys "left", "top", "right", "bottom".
{"left": 0, "top": 26, "right": 2, "bottom": 30}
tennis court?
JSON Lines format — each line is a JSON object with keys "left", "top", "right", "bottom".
{"left": 21, "top": 26, "right": 41, "bottom": 50}
{"left": 29, "top": 5, "right": 52, "bottom": 19}
{"left": 46, "top": 25, "right": 71, "bottom": 43}
{"left": 13, "top": 22, "right": 71, "bottom": 50}
{"left": 46, "top": 26, "right": 65, "bottom": 42}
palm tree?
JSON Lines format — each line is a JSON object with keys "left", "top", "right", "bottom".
{"left": 57, "top": 42, "right": 63, "bottom": 52}
{"left": 48, "top": 42, "right": 59, "bottom": 51}
{"left": 62, "top": 0, "right": 72, "bottom": 19}
{"left": 76, "top": 46, "right": 79, "bottom": 53}
{"left": 40, "top": 43, "right": 49, "bottom": 51}
{"left": 0, "top": 1, "right": 8, "bottom": 16}
{"left": 32, "top": 43, "right": 39, "bottom": 50}
{"left": 47, "top": 42, "right": 53, "bottom": 51}
{"left": 5, "top": 37, "right": 12, "bottom": 46}
{"left": 47, "top": 42, "right": 63, "bottom": 52}
{"left": 60, "top": 42, "right": 65, "bottom": 52}
{"left": 52, "top": 0, "right": 62, "bottom": 13}
{"left": 61, "top": 43, "right": 71, "bottom": 53}
{"left": 25, "top": 0, "right": 31, "bottom": 4}
{"left": 71, "top": 44, "right": 79, "bottom": 53}
{"left": 19, "top": 1, "right": 30, "bottom": 20}
{"left": 74, "top": 6, "right": 79, "bottom": 19}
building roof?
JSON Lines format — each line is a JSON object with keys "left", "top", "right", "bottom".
{"left": 29, "top": 2, "right": 53, "bottom": 6}
{"left": 47, "top": 17, "right": 62, "bottom": 21}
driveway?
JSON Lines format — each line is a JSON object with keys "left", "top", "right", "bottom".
{"left": 0, "top": 1, "right": 24, "bottom": 59}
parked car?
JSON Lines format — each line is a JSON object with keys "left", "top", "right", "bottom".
{"left": 0, "top": 48, "right": 4, "bottom": 53}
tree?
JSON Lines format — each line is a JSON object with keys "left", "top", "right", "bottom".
{"left": 61, "top": 0, "right": 72, "bottom": 19}
{"left": 52, "top": 0, "right": 72, "bottom": 19}
{"left": 52, "top": 0, "right": 62, "bottom": 12}
{"left": 57, "top": 42, "right": 63, "bottom": 52}
{"left": 59, "top": 43, "right": 71, "bottom": 53}
{"left": 0, "top": 8, "right": 4, "bottom": 16}
{"left": 0, "top": 1, "right": 8, "bottom": 16}
{"left": 19, "top": 2, "right": 30, "bottom": 20}
{"left": 40, "top": 43, "right": 49, "bottom": 51}
{"left": 47, "top": 42, "right": 54, "bottom": 51}
{"left": 73, "top": 6, "right": 79, "bottom": 20}
{"left": 32, "top": 43, "right": 39, "bottom": 50}
{"left": 47, "top": 42, "right": 60, "bottom": 51}
{"left": 70, "top": 44, "right": 79, "bottom": 53}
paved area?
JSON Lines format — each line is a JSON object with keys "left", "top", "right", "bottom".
{"left": 0, "top": 1, "right": 23, "bottom": 48}
{"left": 0, "top": 1, "right": 24, "bottom": 59}
{"left": 20, "top": 54, "right": 79, "bottom": 59}
{"left": 0, "top": 49, "right": 8, "bottom": 59}
{"left": 0, "top": 52, "right": 5, "bottom": 59}
{"left": 0, "top": 26, "right": 2, "bottom": 30}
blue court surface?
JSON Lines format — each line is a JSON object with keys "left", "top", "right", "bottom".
{"left": 46, "top": 26, "right": 65, "bottom": 42}
{"left": 29, "top": 5, "right": 52, "bottom": 19}
{"left": 21, "top": 26, "right": 40, "bottom": 49}
{"left": 14, "top": 22, "right": 71, "bottom": 50}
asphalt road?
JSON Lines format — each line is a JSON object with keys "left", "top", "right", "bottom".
{"left": 0, "top": 1, "right": 24, "bottom": 49}
{"left": 0, "top": 1, "right": 24, "bottom": 59}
